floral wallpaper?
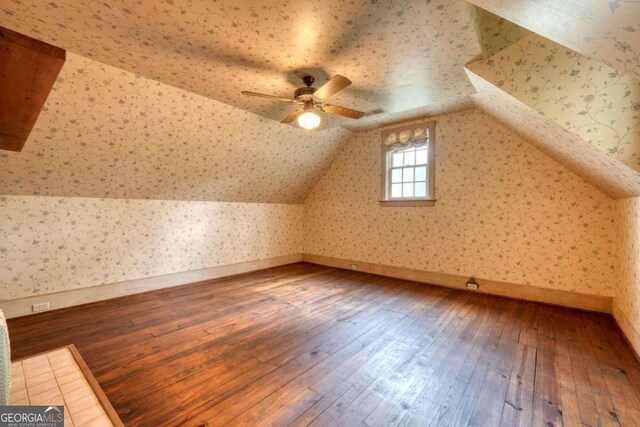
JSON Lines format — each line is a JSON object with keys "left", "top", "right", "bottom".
{"left": 0, "top": 195, "right": 303, "bottom": 300}
{"left": 467, "top": 5, "right": 530, "bottom": 59}
{"left": 466, "top": 0, "right": 640, "bottom": 81}
{"left": 1, "top": 0, "right": 635, "bottom": 329}
{"left": 466, "top": 69, "right": 640, "bottom": 199}
{"left": 0, "top": 0, "right": 480, "bottom": 129}
{"left": 615, "top": 197, "right": 640, "bottom": 353}
{"left": 304, "top": 109, "right": 617, "bottom": 296}
{"left": 0, "top": 52, "right": 351, "bottom": 204}
{"left": 466, "top": 32, "right": 640, "bottom": 173}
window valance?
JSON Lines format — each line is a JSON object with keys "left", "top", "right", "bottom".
{"left": 383, "top": 125, "right": 430, "bottom": 151}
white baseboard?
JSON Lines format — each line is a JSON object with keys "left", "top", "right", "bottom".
{"left": 613, "top": 303, "right": 640, "bottom": 362}
{"left": 0, "top": 254, "right": 302, "bottom": 319}
{"left": 302, "top": 253, "right": 612, "bottom": 314}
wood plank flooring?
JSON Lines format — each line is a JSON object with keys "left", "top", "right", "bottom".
{"left": 8, "top": 263, "right": 640, "bottom": 426}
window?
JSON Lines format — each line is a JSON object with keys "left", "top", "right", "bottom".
{"left": 380, "top": 121, "right": 435, "bottom": 207}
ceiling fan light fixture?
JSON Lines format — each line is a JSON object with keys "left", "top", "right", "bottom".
{"left": 297, "top": 111, "right": 321, "bottom": 130}
{"left": 241, "top": 74, "right": 364, "bottom": 127}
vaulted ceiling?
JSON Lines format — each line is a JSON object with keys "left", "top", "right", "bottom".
{"left": 465, "top": 3, "right": 640, "bottom": 199}
{"left": 2, "top": 0, "right": 639, "bottom": 204}
{"left": 467, "top": 70, "right": 640, "bottom": 199}
{"left": 466, "top": 0, "right": 640, "bottom": 80}
{"left": 0, "top": 52, "right": 351, "bottom": 204}
{"left": 0, "top": 0, "right": 480, "bottom": 130}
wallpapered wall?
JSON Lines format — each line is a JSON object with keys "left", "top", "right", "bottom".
{"left": 466, "top": 32, "right": 640, "bottom": 173}
{"left": 0, "top": 52, "right": 351, "bottom": 204}
{"left": 466, "top": 0, "right": 640, "bottom": 81}
{"left": 0, "top": 196, "right": 303, "bottom": 300}
{"left": 304, "top": 109, "right": 617, "bottom": 297}
{"left": 467, "top": 5, "right": 530, "bottom": 59}
{"left": 466, "top": 70, "right": 640, "bottom": 199}
{"left": 615, "top": 198, "right": 640, "bottom": 353}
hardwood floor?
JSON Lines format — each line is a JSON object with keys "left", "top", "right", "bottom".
{"left": 8, "top": 263, "right": 640, "bottom": 426}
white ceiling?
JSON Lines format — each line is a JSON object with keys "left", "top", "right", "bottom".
{"left": 0, "top": 0, "right": 481, "bottom": 130}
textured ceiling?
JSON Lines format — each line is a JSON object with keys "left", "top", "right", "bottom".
{"left": 466, "top": 0, "right": 640, "bottom": 80}
{"left": 0, "top": 0, "right": 481, "bottom": 130}
{"left": 0, "top": 53, "right": 352, "bottom": 203}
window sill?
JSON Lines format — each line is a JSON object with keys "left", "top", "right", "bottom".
{"left": 379, "top": 199, "right": 436, "bottom": 207}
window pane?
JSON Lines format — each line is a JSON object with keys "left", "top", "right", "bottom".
{"left": 392, "top": 152, "right": 403, "bottom": 167}
{"left": 391, "top": 183, "right": 402, "bottom": 198}
{"left": 416, "top": 149, "right": 428, "bottom": 164}
{"left": 415, "top": 166, "right": 426, "bottom": 181}
{"left": 415, "top": 182, "right": 426, "bottom": 197}
{"left": 391, "top": 169, "right": 402, "bottom": 183}
{"left": 402, "top": 167, "right": 414, "bottom": 182}
{"left": 402, "top": 183, "right": 414, "bottom": 197}
{"left": 404, "top": 150, "right": 415, "bottom": 166}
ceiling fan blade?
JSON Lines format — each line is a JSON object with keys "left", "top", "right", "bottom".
{"left": 322, "top": 104, "right": 365, "bottom": 119}
{"left": 241, "top": 91, "right": 293, "bottom": 102}
{"left": 281, "top": 109, "right": 304, "bottom": 123}
{"left": 314, "top": 75, "right": 352, "bottom": 100}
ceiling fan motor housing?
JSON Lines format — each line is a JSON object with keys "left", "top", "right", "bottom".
{"left": 294, "top": 86, "right": 317, "bottom": 102}
{"left": 293, "top": 75, "right": 318, "bottom": 102}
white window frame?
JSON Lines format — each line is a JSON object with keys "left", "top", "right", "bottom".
{"left": 379, "top": 121, "right": 436, "bottom": 207}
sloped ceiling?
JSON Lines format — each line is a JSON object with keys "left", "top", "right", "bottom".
{"left": 0, "top": 53, "right": 351, "bottom": 204}
{"left": 464, "top": 4, "right": 640, "bottom": 199}
{"left": 344, "top": 95, "right": 475, "bottom": 131}
{"left": 466, "top": 0, "right": 640, "bottom": 80}
{"left": 467, "top": 5, "right": 532, "bottom": 59}
{"left": 465, "top": 31, "right": 640, "bottom": 172}
{"left": 2, "top": 0, "right": 637, "bottom": 204}
{"left": 467, "top": 70, "right": 640, "bottom": 199}
{"left": 0, "top": 0, "right": 480, "bottom": 130}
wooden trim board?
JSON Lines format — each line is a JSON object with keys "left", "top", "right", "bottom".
{"left": 613, "top": 303, "right": 640, "bottom": 363}
{"left": 379, "top": 199, "right": 436, "bottom": 207}
{"left": 13, "top": 344, "right": 123, "bottom": 426}
{"left": 0, "top": 26, "right": 65, "bottom": 152}
{"left": 68, "top": 344, "right": 124, "bottom": 427}
{"left": 302, "top": 253, "right": 612, "bottom": 313}
{"left": 2, "top": 252, "right": 615, "bottom": 317}
{"left": 0, "top": 254, "right": 302, "bottom": 319}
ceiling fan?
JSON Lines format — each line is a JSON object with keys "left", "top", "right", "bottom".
{"left": 241, "top": 75, "right": 365, "bottom": 130}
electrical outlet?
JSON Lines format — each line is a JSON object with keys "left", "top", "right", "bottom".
{"left": 466, "top": 278, "right": 479, "bottom": 290}
{"left": 32, "top": 302, "right": 50, "bottom": 312}
{"left": 350, "top": 264, "right": 358, "bottom": 270}
{"left": 250, "top": 264, "right": 258, "bottom": 271}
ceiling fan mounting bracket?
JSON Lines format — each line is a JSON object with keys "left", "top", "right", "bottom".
{"left": 302, "top": 75, "right": 315, "bottom": 87}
